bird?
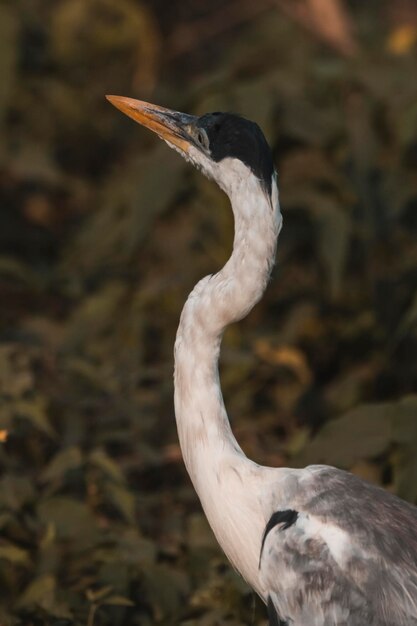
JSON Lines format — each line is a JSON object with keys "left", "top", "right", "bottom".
{"left": 106, "top": 94, "right": 417, "bottom": 626}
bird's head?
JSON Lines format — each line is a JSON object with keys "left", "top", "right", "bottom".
{"left": 106, "top": 96, "right": 275, "bottom": 199}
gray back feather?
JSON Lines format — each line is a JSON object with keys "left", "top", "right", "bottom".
{"left": 262, "top": 466, "right": 417, "bottom": 625}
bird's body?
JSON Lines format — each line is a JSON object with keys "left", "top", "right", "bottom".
{"left": 107, "top": 95, "right": 417, "bottom": 625}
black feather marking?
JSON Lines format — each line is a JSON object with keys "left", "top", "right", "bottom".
{"left": 197, "top": 112, "right": 275, "bottom": 195}
{"left": 259, "top": 509, "right": 298, "bottom": 567}
{"left": 267, "top": 596, "right": 288, "bottom": 626}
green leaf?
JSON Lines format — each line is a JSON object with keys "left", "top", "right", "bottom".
{"left": 37, "top": 497, "right": 97, "bottom": 544}
{"left": 105, "top": 483, "right": 136, "bottom": 523}
{"left": 0, "top": 543, "right": 30, "bottom": 566}
{"left": 89, "top": 448, "right": 124, "bottom": 483}
{"left": 0, "top": 474, "right": 35, "bottom": 511}
{"left": 396, "top": 290, "right": 417, "bottom": 339}
{"left": 390, "top": 396, "right": 417, "bottom": 502}
{"left": 0, "top": 512, "right": 13, "bottom": 530}
{"left": 0, "top": 256, "right": 40, "bottom": 286}
{"left": 64, "top": 282, "right": 127, "bottom": 349}
{"left": 18, "top": 574, "right": 55, "bottom": 608}
{"left": 18, "top": 573, "right": 73, "bottom": 618}
{"left": 41, "top": 446, "right": 83, "bottom": 482}
{"left": 86, "top": 585, "right": 113, "bottom": 602}
{"left": 0, "top": 346, "right": 34, "bottom": 399}
{"left": 295, "top": 403, "right": 392, "bottom": 467}
{"left": 102, "top": 595, "right": 134, "bottom": 607}
{"left": 13, "top": 397, "right": 56, "bottom": 437}
{"left": 392, "top": 447, "right": 417, "bottom": 503}
{"left": 142, "top": 564, "right": 189, "bottom": 619}
{"left": 118, "top": 529, "right": 156, "bottom": 568}
{"left": 315, "top": 202, "right": 351, "bottom": 298}
{"left": 391, "top": 396, "right": 417, "bottom": 444}
{"left": 295, "top": 397, "right": 417, "bottom": 479}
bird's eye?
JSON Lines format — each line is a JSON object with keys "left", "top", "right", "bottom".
{"left": 196, "top": 129, "right": 209, "bottom": 150}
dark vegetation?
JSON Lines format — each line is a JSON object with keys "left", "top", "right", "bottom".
{"left": 1, "top": 1, "right": 417, "bottom": 624}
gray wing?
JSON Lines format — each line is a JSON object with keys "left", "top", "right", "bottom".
{"left": 259, "top": 466, "right": 417, "bottom": 626}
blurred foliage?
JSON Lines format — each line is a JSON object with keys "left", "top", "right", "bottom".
{"left": 1, "top": 0, "right": 417, "bottom": 624}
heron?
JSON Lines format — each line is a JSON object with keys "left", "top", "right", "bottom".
{"left": 106, "top": 94, "right": 417, "bottom": 626}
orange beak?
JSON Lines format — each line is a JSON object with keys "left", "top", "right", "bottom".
{"left": 106, "top": 95, "right": 197, "bottom": 153}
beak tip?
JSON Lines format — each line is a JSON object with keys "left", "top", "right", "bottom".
{"left": 106, "top": 95, "right": 136, "bottom": 117}
{"left": 106, "top": 94, "right": 122, "bottom": 106}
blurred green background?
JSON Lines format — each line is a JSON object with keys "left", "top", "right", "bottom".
{"left": 1, "top": 0, "right": 417, "bottom": 624}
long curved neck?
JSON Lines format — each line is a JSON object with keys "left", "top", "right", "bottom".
{"left": 174, "top": 170, "right": 281, "bottom": 494}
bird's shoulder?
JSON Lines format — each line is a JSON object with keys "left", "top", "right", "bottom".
{"left": 263, "top": 464, "right": 417, "bottom": 541}
{"left": 258, "top": 464, "right": 417, "bottom": 625}
{"left": 299, "top": 465, "right": 417, "bottom": 552}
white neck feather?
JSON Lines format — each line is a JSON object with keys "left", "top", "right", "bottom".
{"left": 173, "top": 160, "right": 282, "bottom": 592}
{"left": 174, "top": 160, "right": 282, "bottom": 489}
